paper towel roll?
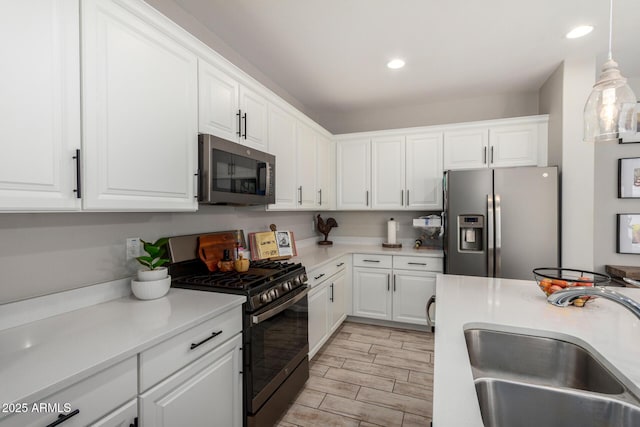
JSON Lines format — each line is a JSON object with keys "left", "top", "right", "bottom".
{"left": 387, "top": 218, "right": 397, "bottom": 244}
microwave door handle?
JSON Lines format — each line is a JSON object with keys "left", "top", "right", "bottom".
{"left": 265, "top": 162, "right": 272, "bottom": 197}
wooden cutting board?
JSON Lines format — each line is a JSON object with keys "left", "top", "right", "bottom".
{"left": 606, "top": 265, "right": 640, "bottom": 280}
{"left": 198, "top": 232, "right": 237, "bottom": 272}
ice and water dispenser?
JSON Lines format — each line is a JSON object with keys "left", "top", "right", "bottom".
{"left": 458, "top": 215, "right": 484, "bottom": 251}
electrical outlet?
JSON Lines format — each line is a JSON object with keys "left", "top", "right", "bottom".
{"left": 126, "top": 237, "right": 141, "bottom": 260}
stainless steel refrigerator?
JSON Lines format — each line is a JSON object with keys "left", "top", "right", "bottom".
{"left": 444, "top": 167, "right": 559, "bottom": 280}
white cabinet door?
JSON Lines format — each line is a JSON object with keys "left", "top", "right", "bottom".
{"left": 353, "top": 267, "right": 392, "bottom": 320}
{"left": 329, "top": 272, "right": 347, "bottom": 333}
{"left": 316, "top": 133, "right": 334, "bottom": 209}
{"left": 443, "top": 128, "right": 489, "bottom": 170}
{"left": 371, "top": 136, "right": 405, "bottom": 210}
{"left": 82, "top": 0, "right": 198, "bottom": 211}
{"left": 296, "top": 122, "right": 318, "bottom": 209}
{"left": 139, "top": 334, "right": 242, "bottom": 427}
{"left": 406, "top": 132, "right": 444, "bottom": 210}
{"left": 0, "top": 0, "right": 81, "bottom": 211}
{"left": 308, "top": 282, "right": 330, "bottom": 359}
{"left": 198, "top": 59, "right": 240, "bottom": 142}
{"left": 392, "top": 271, "right": 436, "bottom": 325}
{"left": 91, "top": 399, "right": 137, "bottom": 427}
{"left": 489, "top": 123, "right": 539, "bottom": 168}
{"left": 337, "top": 139, "right": 371, "bottom": 209}
{"left": 239, "top": 85, "right": 268, "bottom": 151}
{"left": 267, "top": 103, "right": 297, "bottom": 209}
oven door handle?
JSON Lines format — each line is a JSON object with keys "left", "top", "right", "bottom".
{"left": 252, "top": 287, "right": 309, "bottom": 325}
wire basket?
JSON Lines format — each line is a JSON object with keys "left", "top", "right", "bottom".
{"left": 532, "top": 268, "right": 611, "bottom": 307}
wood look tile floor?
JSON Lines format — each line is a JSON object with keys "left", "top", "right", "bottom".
{"left": 277, "top": 321, "right": 434, "bottom": 427}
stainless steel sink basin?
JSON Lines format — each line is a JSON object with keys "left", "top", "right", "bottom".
{"left": 475, "top": 378, "right": 640, "bottom": 427}
{"left": 464, "top": 328, "right": 624, "bottom": 394}
{"left": 464, "top": 327, "right": 640, "bottom": 427}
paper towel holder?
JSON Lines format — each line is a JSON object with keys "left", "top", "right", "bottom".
{"left": 382, "top": 217, "right": 402, "bottom": 249}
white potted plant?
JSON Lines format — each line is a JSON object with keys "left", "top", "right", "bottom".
{"left": 131, "top": 238, "right": 171, "bottom": 300}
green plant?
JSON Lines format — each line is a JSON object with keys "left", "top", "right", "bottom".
{"left": 136, "top": 238, "right": 170, "bottom": 270}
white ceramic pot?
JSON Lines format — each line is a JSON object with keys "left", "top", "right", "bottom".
{"left": 131, "top": 276, "right": 171, "bottom": 300}
{"left": 137, "top": 267, "right": 168, "bottom": 282}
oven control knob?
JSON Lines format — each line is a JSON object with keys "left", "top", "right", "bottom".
{"left": 268, "top": 289, "right": 277, "bottom": 300}
{"left": 283, "top": 281, "right": 292, "bottom": 291}
{"left": 260, "top": 292, "right": 271, "bottom": 303}
{"left": 299, "top": 273, "right": 308, "bottom": 284}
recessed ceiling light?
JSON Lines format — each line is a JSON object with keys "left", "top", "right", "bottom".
{"left": 566, "top": 25, "right": 594, "bottom": 39}
{"left": 387, "top": 59, "right": 405, "bottom": 69}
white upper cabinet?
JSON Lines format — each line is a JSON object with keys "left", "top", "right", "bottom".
{"left": 371, "top": 136, "right": 405, "bottom": 210}
{"left": 239, "top": 85, "right": 269, "bottom": 152}
{"left": 198, "top": 59, "right": 240, "bottom": 143}
{"left": 267, "top": 103, "right": 298, "bottom": 209}
{"left": 488, "top": 123, "right": 539, "bottom": 167}
{"left": 316, "top": 133, "right": 334, "bottom": 210}
{"left": 406, "top": 132, "right": 444, "bottom": 210}
{"left": 443, "top": 117, "right": 547, "bottom": 170}
{"left": 296, "top": 122, "right": 318, "bottom": 209}
{"left": 337, "top": 139, "right": 371, "bottom": 210}
{"left": 0, "top": 0, "right": 81, "bottom": 211}
{"left": 443, "top": 127, "right": 489, "bottom": 170}
{"left": 198, "top": 59, "right": 268, "bottom": 152}
{"left": 82, "top": 0, "right": 198, "bottom": 211}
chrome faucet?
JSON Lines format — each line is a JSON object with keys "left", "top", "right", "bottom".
{"left": 548, "top": 286, "right": 640, "bottom": 320}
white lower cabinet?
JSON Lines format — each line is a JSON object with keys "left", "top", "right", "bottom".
{"left": 139, "top": 333, "right": 243, "bottom": 427}
{"left": 91, "top": 399, "right": 137, "bottom": 427}
{"left": 353, "top": 254, "right": 442, "bottom": 326}
{"left": 308, "top": 258, "right": 349, "bottom": 358}
{"left": 0, "top": 357, "right": 137, "bottom": 427}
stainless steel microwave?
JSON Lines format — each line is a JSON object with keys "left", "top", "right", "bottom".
{"left": 198, "top": 134, "right": 275, "bottom": 205}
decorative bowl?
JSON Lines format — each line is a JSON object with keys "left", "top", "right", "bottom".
{"left": 532, "top": 268, "right": 610, "bottom": 307}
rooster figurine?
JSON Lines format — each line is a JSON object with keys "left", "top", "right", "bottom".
{"left": 316, "top": 214, "right": 338, "bottom": 246}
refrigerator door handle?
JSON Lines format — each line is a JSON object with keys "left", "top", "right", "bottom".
{"left": 495, "top": 194, "right": 502, "bottom": 277}
{"left": 487, "top": 194, "right": 494, "bottom": 277}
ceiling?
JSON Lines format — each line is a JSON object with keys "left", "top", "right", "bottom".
{"left": 173, "top": 0, "right": 640, "bottom": 117}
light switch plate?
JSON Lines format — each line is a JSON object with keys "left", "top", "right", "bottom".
{"left": 126, "top": 237, "right": 141, "bottom": 260}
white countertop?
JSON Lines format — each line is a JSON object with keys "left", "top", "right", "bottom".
{"left": 0, "top": 288, "right": 245, "bottom": 408}
{"left": 292, "top": 241, "right": 443, "bottom": 272}
{"left": 433, "top": 274, "right": 640, "bottom": 426}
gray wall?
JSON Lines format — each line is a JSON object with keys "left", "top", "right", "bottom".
{"left": 538, "top": 63, "right": 564, "bottom": 169}
{"left": 593, "top": 77, "right": 640, "bottom": 272}
{"left": 0, "top": 208, "right": 316, "bottom": 303}
{"left": 313, "top": 91, "right": 540, "bottom": 134}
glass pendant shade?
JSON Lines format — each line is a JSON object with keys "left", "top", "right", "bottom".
{"left": 584, "top": 62, "right": 637, "bottom": 143}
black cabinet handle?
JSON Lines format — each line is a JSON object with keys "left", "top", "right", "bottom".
{"left": 490, "top": 146, "right": 494, "bottom": 164}
{"left": 190, "top": 330, "right": 222, "bottom": 350}
{"left": 46, "top": 409, "right": 80, "bottom": 427}
{"left": 242, "top": 113, "right": 247, "bottom": 139}
{"left": 72, "top": 149, "right": 81, "bottom": 198}
{"left": 393, "top": 274, "right": 396, "bottom": 292}
{"left": 406, "top": 189, "right": 410, "bottom": 206}
{"left": 314, "top": 273, "right": 325, "bottom": 280}
{"left": 336, "top": 262, "right": 345, "bottom": 267}
{"left": 298, "top": 186, "right": 303, "bottom": 205}
{"left": 483, "top": 146, "right": 487, "bottom": 164}
{"left": 387, "top": 274, "right": 390, "bottom": 291}
{"left": 130, "top": 417, "right": 139, "bottom": 427}
{"left": 401, "top": 190, "right": 404, "bottom": 206}
{"left": 319, "top": 189, "right": 322, "bottom": 206}
{"left": 363, "top": 259, "right": 380, "bottom": 263}
{"left": 408, "top": 262, "right": 427, "bottom": 266}
{"left": 236, "top": 110, "right": 242, "bottom": 136}
{"left": 330, "top": 283, "right": 334, "bottom": 302}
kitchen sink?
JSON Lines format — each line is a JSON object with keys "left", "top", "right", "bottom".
{"left": 464, "top": 327, "right": 640, "bottom": 427}
{"left": 475, "top": 378, "right": 640, "bottom": 427}
{"left": 464, "top": 328, "right": 624, "bottom": 394}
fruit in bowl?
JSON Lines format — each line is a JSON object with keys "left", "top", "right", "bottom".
{"left": 533, "top": 268, "right": 608, "bottom": 307}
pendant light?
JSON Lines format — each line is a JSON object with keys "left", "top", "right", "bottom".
{"left": 584, "top": 0, "right": 637, "bottom": 142}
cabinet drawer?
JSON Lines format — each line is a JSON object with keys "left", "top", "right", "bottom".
{"left": 307, "top": 258, "right": 347, "bottom": 288}
{"left": 393, "top": 256, "right": 443, "bottom": 272}
{"left": 0, "top": 357, "right": 136, "bottom": 427}
{"left": 353, "top": 254, "right": 392, "bottom": 269}
{"left": 139, "top": 306, "right": 242, "bottom": 391}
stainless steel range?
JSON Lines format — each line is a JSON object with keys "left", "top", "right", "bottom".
{"left": 167, "top": 233, "right": 309, "bottom": 427}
